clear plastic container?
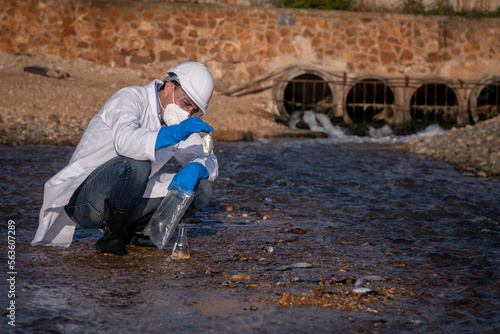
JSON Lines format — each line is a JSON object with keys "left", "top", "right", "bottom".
{"left": 143, "top": 188, "right": 194, "bottom": 250}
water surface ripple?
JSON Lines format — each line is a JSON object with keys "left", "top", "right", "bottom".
{"left": 0, "top": 140, "right": 498, "bottom": 333}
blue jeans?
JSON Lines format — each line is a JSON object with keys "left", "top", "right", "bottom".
{"left": 65, "top": 156, "right": 212, "bottom": 229}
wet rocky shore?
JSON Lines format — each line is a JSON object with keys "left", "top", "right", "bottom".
{"left": 399, "top": 116, "right": 500, "bottom": 179}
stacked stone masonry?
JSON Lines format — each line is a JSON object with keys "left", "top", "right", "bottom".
{"left": 1, "top": 0, "right": 499, "bottom": 127}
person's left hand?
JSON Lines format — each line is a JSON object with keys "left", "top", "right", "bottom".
{"left": 168, "top": 162, "right": 209, "bottom": 193}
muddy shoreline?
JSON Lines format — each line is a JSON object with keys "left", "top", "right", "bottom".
{"left": 2, "top": 141, "right": 499, "bottom": 333}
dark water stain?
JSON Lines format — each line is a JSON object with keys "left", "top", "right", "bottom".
{"left": 0, "top": 140, "right": 499, "bottom": 333}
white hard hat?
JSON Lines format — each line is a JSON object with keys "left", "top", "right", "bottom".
{"left": 165, "top": 61, "right": 214, "bottom": 115}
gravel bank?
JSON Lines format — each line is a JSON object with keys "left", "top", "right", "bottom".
{"left": 400, "top": 116, "right": 500, "bottom": 179}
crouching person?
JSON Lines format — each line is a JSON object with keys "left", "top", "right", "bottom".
{"left": 32, "top": 62, "right": 218, "bottom": 256}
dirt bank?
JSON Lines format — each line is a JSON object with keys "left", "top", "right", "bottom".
{"left": 0, "top": 52, "right": 286, "bottom": 146}
{"left": 1, "top": 52, "right": 498, "bottom": 177}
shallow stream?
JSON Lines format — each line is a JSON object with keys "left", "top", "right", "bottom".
{"left": 1, "top": 136, "right": 499, "bottom": 333}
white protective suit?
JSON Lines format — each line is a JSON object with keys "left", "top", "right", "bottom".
{"left": 31, "top": 80, "right": 218, "bottom": 247}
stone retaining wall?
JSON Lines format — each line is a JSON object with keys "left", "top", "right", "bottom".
{"left": 1, "top": 0, "right": 499, "bottom": 127}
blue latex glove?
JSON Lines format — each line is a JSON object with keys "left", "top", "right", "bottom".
{"left": 168, "top": 162, "right": 209, "bottom": 192}
{"left": 156, "top": 118, "right": 214, "bottom": 150}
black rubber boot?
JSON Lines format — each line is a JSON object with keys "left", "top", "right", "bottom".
{"left": 96, "top": 200, "right": 132, "bottom": 255}
{"left": 127, "top": 211, "right": 155, "bottom": 246}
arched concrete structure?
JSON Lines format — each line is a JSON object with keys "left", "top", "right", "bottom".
{"left": 468, "top": 76, "right": 500, "bottom": 123}
{"left": 343, "top": 74, "right": 398, "bottom": 127}
{"left": 273, "top": 67, "right": 337, "bottom": 123}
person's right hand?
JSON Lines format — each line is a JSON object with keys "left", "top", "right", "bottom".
{"left": 168, "top": 162, "right": 209, "bottom": 193}
{"left": 156, "top": 118, "right": 214, "bottom": 150}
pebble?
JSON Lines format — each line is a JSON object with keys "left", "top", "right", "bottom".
{"left": 264, "top": 246, "right": 274, "bottom": 253}
{"left": 289, "top": 228, "right": 307, "bottom": 234}
{"left": 476, "top": 171, "right": 487, "bottom": 177}
{"left": 231, "top": 273, "right": 251, "bottom": 280}
{"left": 352, "top": 287, "right": 374, "bottom": 294}
{"left": 275, "top": 262, "right": 313, "bottom": 271}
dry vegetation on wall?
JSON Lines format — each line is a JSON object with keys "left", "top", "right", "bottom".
{"left": 155, "top": 0, "right": 500, "bottom": 15}
{"left": 283, "top": 0, "right": 500, "bottom": 16}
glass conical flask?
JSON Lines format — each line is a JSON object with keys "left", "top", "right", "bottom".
{"left": 171, "top": 223, "right": 190, "bottom": 259}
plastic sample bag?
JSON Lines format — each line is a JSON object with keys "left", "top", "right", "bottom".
{"left": 203, "top": 133, "right": 213, "bottom": 156}
{"left": 143, "top": 189, "right": 194, "bottom": 250}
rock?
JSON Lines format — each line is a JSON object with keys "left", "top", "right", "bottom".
{"left": 476, "top": 170, "right": 487, "bottom": 177}
{"left": 48, "top": 114, "right": 61, "bottom": 124}
{"left": 352, "top": 287, "right": 375, "bottom": 294}
{"left": 264, "top": 246, "right": 274, "bottom": 252}
{"left": 231, "top": 273, "right": 251, "bottom": 280}
{"left": 275, "top": 262, "right": 313, "bottom": 271}
{"left": 289, "top": 228, "right": 307, "bottom": 234}
{"left": 207, "top": 269, "right": 229, "bottom": 277}
{"left": 352, "top": 124, "right": 369, "bottom": 136}
{"left": 295, "top": 119, "right": 310, "bottom": 130}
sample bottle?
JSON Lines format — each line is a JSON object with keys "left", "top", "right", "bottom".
{"left": 171, "top": 223, "right": 190, "bottom": 259}
{"left": 143, "top": 189, "right": 193, "bottom": 250}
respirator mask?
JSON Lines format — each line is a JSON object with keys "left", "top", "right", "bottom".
{"left": 161, "top": 89, "right": 190, "bottom": 126}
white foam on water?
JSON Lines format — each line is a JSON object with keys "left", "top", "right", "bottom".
{"left": 289, "top": 110, "right": 445, "bottom": 145}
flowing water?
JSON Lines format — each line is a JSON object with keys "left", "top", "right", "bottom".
{"left": 0, "top": 130, "right": 499, "bottom": 333}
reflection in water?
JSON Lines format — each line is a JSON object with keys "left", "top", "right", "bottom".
{"left": 1, "top": 139, "right": 499, "bottom": 333}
